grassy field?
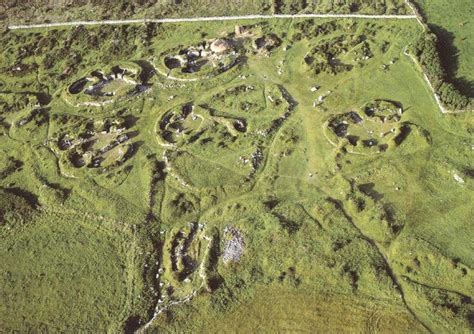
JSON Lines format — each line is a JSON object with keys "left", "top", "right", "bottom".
{"left": 0, "top": 210, "right": 143, "bottom": 332}
{"left": 413, "top": 0, "right": 474, "bottom": 96}
{"left": 0, "top": 12, "right": 473, "bottom": 334}
{"left": 152, "top": 284, "right": 426, "bottom": 333}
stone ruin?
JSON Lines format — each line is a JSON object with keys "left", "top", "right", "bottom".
{"left": 161, "top": 26, "right": 283, "bottom": 78}
{"left": 52, "top": 115, "right": 139, "bottom": 173}
{"left": 163, "top": 38, "right": 237, "bottom": 75}
{"left": 327, "top": 100, "right": 409, "bottom": 153}
{"left": 66, "top": 63, "right": 152, "bottom": 106}
{"left": 223, "top": 227, "right": 245, "bottom": 264}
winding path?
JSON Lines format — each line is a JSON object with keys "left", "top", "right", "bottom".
{"left": 8, "top": 13, "right": 417, "bottom": 30}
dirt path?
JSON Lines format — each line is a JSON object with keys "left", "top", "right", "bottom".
{"left": 7, "top": 13, "right": 418, "bottom": 30}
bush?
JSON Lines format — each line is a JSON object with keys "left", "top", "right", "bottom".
{"left": 438, "top": 82, "right": 470, "bottom": 110}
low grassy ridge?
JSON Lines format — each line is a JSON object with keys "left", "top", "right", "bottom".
{"left": 0, "top": 14, "right": 473, "bottom": 333}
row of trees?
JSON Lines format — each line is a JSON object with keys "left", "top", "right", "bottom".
{"left": 411, "top": 28, "right": 471, "bottom": 111}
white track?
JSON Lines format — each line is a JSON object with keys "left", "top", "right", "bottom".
{"left": 8, "top": 14, "right": 418, "bottom": 30}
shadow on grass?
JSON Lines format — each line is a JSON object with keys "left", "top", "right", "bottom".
{"left": 429, "top": 24, "right": 474, "bottom": 98}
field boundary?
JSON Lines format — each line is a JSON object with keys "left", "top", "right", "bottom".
{"left": 7, "top": 13, "right": 418, "bottom": 30}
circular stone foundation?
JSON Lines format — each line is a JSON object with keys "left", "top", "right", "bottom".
{"left": 64, "top": 62, "right": 151, "bottom": 107}
{"left": 157, "top": 38, "right": 241, "bottom": 81}
{"left": 49, "top": 114, "right": 139, "bottom": 177}
{"left": 325, "top": 100, "right": 408, "bottom": 154}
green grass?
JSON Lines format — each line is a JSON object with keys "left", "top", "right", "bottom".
{"left": 0, "top": 210, "right": 143, "bottom": 332}
{"left": 414, "top": 0, "right": 474, "bottom": 96}
{"left": 0, "top": 15, "right": 473, "bottom": 333}
{"left": 151, "top": 284, "right": 425, "bottom": 333}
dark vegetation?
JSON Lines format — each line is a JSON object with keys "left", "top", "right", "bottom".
{"left": 0, "top": 189, "right": 38, "bottom": 226}
{"left": 3, "top": 0, "right": 409, "bottom": 25}
{"left": 273, "top": 0, "right": 407, "bottom": 14}
{"left": 407, "top": 0, "right": 473, "bottom": 110}
{"left": 411, "top": 32, "right": 471, "bottom": 110}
